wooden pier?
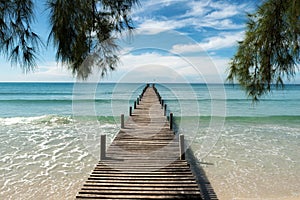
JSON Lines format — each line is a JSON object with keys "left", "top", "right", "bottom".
{"left": 76, "top": 84, "right": 204, "bottom": 199}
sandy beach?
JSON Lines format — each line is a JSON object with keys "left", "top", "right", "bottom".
{"left": 0, "top": 83, "right": 299, "bottom": 199}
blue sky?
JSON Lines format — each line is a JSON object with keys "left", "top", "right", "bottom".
{"left": 1, "top": 0, "right": 299, "bottom": 83}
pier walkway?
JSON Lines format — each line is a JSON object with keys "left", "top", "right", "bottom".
{"left": 76, "top": 85, "right": 203, "bottom": 199}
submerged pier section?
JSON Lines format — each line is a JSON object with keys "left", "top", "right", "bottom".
{"left": 76, "top": 84, "right": 203, "bottom": 199}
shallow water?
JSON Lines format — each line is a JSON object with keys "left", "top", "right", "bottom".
{"left": 0, "top": 83, "right": 299, "bottom": 199}
{"left": 195, "top": 120, "right": 300, "bottom": 200}
{"left": 0, "top": 116, "right": 119, "bottom": 199}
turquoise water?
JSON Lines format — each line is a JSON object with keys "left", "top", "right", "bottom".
{"left": 1, "top": 82, "right": 300, "bottom": 117}
{"left": 0, "top": 82, "right": 299, "bottom": 199}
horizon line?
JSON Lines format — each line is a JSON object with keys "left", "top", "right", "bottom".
{"left": 1, "top": 81, "right": 300, "bottom": 86}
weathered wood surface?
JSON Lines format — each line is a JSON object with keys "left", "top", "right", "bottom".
{"left": 76, "top": 86, "right": 202, "bottom": 199}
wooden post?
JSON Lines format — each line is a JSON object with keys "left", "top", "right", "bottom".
{"left": 170, "top": 112, "right": 173, "bottom": 130}
{"left": 100, "top": 134, "right": 106, "bottom": 160}
{"left": 179, "top": 134, "right": 185, "bottom": 160}
{"left": 137, "top": 97, "right": 139, "bottom": 105}
{"left": 164, "top": 104, "right": 167, "bottom": 116}
{"left": 121, "top": 114, "right": 124, "bottom": 128}
{"left": 129, "top": 106, "right": 132, "bottom": 116}
{"left": 161, "top": 99, "right": 164, "bottom": 108}
{"left": 134, "top": 101, "right": 137, "bottom": 109}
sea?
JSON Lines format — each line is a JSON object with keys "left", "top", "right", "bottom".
{"left": 0, "top": 82, "right": 299, "bottom": 200}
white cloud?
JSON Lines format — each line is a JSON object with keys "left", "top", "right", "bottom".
{"left": 14, "top": 62, "right": 75, "bottom": 82}
{"left": 199, "top": 19, "right": 243, "bottom": 30}
{"left": 134, "top": 0, "right": 187, "bottom": 15}
{"left": 2, "top": 0, "right": 299, "bottom": 84}
{"left": 184, "top": 1, "right": 247, "bottom": 30}
{"left": 136, "top": 19, "right": 182, "bottom": 35}
{"left": 181, "top": 1, "right": 210, "bottom": 18}
{"left": 133, "top": 0, "right": 251, "bottom": 36}
{"left": 172, "top": 43, "right": 205, "bottom": 54}
{"left": 185, "top": 0, "right": 251, "bottom": 19}
{"left": 200, "top": 31, "right": 244, "bottom": 50}
{"left": 135, "top": 1, "right": 251, "bottom": 34}
{"left": 205, "top": 3, "right": 240, "bottom": 19}
{"left": 1, "top": 52, "right": 230, "bottom": 83}
{"left": 106, "top": 51, "right": 229, "bottom": 83}
{"left": 172, "top": 31, "right": 244, "bottom": 53}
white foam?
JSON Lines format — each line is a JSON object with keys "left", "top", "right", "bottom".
{"left": 0, "top": 115, "right": 74, "bottom": 126}
{"left": 0, "top": 116, "right": 45, "bottom": 125}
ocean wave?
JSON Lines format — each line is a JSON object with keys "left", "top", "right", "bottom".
{"left": 186, "top": 115, "right": 300, "bottom": 119}
{"left": 163, "top": 98, "right": 300, "bottom": 102}
{"left": 0, "top": 92, "right": 73, "bottom": 95}
{"left": 1, "top": 98, "right": 299, "bottom": 104}
{"left": 0, "top": 99, "right": 129, "bottom": 104}
{"left": 0, "top": 115, "right": 74, "bottom": 126}
{"left": 173, "top": 115, "right": 300, "bottom": 126}
{"left": 223, "top": 115, "right": 300, "bottom": 122}
{"left": 0, "top": 115, "right": 119, "bottom": 126}
{"left": 2, "top": 115, "right": 299, "bottom": 126}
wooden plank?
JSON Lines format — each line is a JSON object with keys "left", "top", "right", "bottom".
{"left": 76, "top": 194, "right": 201, "bottom": 200}
{"left": 76, "top": 85, "right": 203, "bottom": 199}
{"left": 78, "top": 189, "right": 201, "bottom": 195}
{"left": 83, "top": 183, "right": 200, "bottom": 187}
{"left": 89, "top": 176, "right": 195, "bottom": 180}
{"left": 91, "top": 171, "right": 193, "bottom": 174}
{"left": 93, "top": 167, "right": 191, "bottom": 172}
{"left": 85, "top": 180, "right": 198, "bottom": 184}
{"left": 81, "top": 188, "right": 199, "bottom": 194}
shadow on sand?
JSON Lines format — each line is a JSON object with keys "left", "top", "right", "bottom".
{"left": 186, "top": 148, "right": 219, "bottom": 200}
